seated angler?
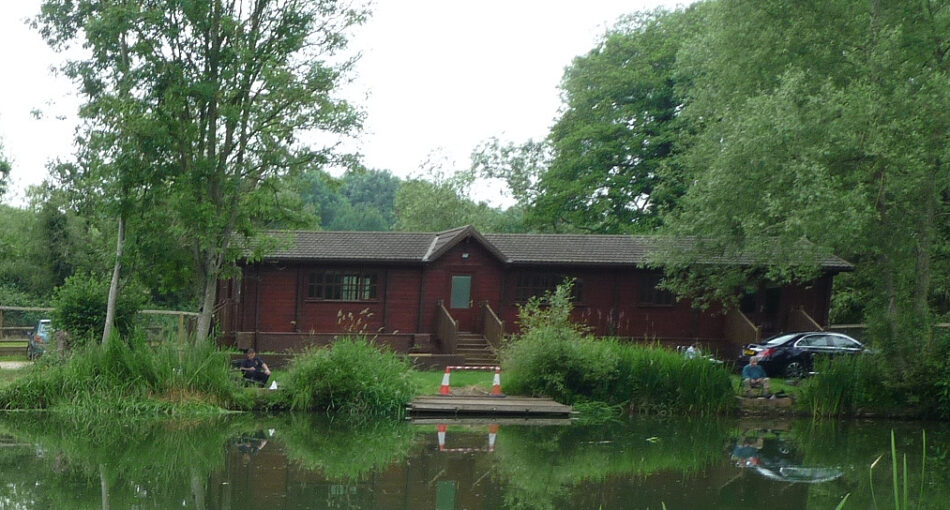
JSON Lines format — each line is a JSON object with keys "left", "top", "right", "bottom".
{"left": 239, "top": 348, "right": 271, "bottom": 387}
{"left": 742, "top": 356, "right": 771, "bottom": 396}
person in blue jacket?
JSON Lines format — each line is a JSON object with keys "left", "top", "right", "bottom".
{"left": 742, "top": 356, "right": 770, "bottom": 395}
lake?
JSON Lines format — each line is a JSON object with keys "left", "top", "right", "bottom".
{"left": 0, "top": 413, "right": 944, "bottom": 509}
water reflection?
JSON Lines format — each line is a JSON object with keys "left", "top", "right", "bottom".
{"left": 0, "top": 413, "right": 945, "bottom": 509}
{"left": 729, "top": 426, "right": 843, "bottom": 483}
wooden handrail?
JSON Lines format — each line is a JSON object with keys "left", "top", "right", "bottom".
{"left": 788, "top": 307, "right": 823, "bottom": 331}
{"left": 724, "top": 308, "right": 760, "bottom": 347}
{"left": 481, "top": 302, "right": 505, "bottom": 351}
{"left": 435, "top": 301, "right": 458, "bottom": 354}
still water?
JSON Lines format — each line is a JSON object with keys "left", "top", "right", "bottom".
{"left": 0, "top": 413, "right": 945, "bottom": 509}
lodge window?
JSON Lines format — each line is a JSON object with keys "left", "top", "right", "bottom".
{"left": 514, "top": 273, "right": 583, "bottom": 302}
{"left": 307, "top": 271, "right": 378, "bottom": 301}
{"left": 640, "top": 274, "right": 675, "bottom": 306}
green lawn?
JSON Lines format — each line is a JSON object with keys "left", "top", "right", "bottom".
{"left": 409, "top": 369, "right": 495, "bottom": 395}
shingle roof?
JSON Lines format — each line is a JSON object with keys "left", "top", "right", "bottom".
{"left": 254, "top": 227, "right": 853, "bottom": 271}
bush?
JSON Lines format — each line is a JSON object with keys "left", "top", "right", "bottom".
{"left": 501, "top": 281, "right": 734, "bottom": 415}
{"left": 280, "top": 337, "right": 414, "bottom": 418}
{"left": 51, "top": 273, "right": 146, "bottom": 345}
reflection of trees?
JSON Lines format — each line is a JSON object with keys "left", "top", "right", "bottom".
{"left": 493, "top": 418, "right": 731, "bottom": 510}
{"left": 0, "top": 413, "right": 248, "bottom": 509}
{"left": 280, "top": 414, "right": 413, "bottom": 480}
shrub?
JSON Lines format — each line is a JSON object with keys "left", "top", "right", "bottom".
{"left": 51, "top": 273, "right": 146, "bottom": 345}
{"left": 280, "top": 337, "right": 414, "bottom": 418}
{"left": 501, "top": 281, "right": 734, "bottom": 415}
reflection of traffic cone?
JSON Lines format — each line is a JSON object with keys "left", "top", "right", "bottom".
{"left": 490, "top": 367, "right": 505, "bottom": 397}
{"left": 488, "top": 423, "right": 498, "bottom": 452}
{"left": 439, "top": 367, "right": 452, "bottom": 395}
{"left": 437, "top": 424, "right": 447, "bottom": 451}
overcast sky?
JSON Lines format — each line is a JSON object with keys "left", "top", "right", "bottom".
{"left": 0, "top": 0, "right": 685, "bottom": 207}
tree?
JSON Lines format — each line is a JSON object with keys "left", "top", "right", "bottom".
{"left": 529, "top": 8, "right": 697, "bottom": 234}
{"left": 0, "top": 140, "right": 10, "bottom": 196}
{"left": 394, "top": 156, "right": 525, "bottom": 233}
{"left": 657, "top": 0, "right": 950, "bottom": 378}
{"left": 37, "top": 0, "right": 368, "bottom": 341}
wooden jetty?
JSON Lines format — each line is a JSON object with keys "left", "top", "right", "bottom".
{"left": 408, "top": 395, "right": 573, "bottom": 417}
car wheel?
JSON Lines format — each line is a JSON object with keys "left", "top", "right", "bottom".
{"left": 784, "top": 361, "right": 804, "bottom": 379}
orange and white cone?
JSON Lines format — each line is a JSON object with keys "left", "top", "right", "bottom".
{"left": 437, "top": 424, "right": 447, "bottom": 451}
{"left": 490, "top": 367, "right": 505, "bottom": 397}
{"left": 439, "top": 367, "right": 452, "bottom": 395}
{"left": 488, "top": 423, "right": 499, "bottom": 452}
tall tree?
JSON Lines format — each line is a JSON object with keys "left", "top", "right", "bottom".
{"left": 658, "top": 0, "right": 950, "bottom": 376}
{"left": 530, "top": 8, "right": 697, "bottom": 233}
{"left": 37, "top": 0, "right": 368, "bottom": 341}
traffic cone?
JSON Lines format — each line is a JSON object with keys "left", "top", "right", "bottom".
{"left": 487, "top": 423, "right": 498, "bottom": 452}
{"left": 439, "top": 367, "right": 452, "bottom": 395}
{"left": 490, "top": 367, "right": 505, "bottom": 397}
{"left": 437, "top": 424, "right": 447, "bottom": 451}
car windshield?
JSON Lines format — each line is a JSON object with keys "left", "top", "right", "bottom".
{"left": 37, "top": 321, "right": 51, "bottom": 335}
{"left": 764, "top": 333, "right": 800, "bottom": 346}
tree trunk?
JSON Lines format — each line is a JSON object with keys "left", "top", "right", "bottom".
{"left": 195, "top": 254, "right": 220, "bottom": 343}
{"left": 102, "top": 216, "right": 126, "bottom": 345}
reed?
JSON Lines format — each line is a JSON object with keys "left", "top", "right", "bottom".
{"left": 797, "top": 354, "right": 897, "bottom": 417}
{"left": 501, "top": 331, "right": 734, "bottom": 415}
{"left": 0, "top": 333, "right": 249, "bottom": 413}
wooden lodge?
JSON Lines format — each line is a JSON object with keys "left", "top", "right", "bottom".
{"left": 216, "top": 226, "right": 852, "bottom": 365}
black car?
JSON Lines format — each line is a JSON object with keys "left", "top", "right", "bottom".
{"left": 738, "top": 332, "right": 866, "bottom": 378}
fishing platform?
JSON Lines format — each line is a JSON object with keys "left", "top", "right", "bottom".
{"left": 408, "top": 395, "right": 574, "bottom": 417}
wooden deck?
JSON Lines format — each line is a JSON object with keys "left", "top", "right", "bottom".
{"left": 408, "top": 395, "right": 573, "bottom": 417}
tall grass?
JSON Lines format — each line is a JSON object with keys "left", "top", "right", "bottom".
{"left": 797, "top": 354, "right": 898, "bottom": 417}
{"left": 0, "top": 333, "right": 250, "bottom": 414}
{"left": 502, "top": 280, "right": 733, "bottom": 415}
{"left": 501, "top": 332, "right": 734, "bottom": 415}
{"left": 278, "top": 336, "right": 414, "bottom": 418}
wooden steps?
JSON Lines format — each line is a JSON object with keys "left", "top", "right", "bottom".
{"left": 455, "top": 333, "right": 497, "bottom": 365}
{"left": 408, "top": 395, "right": 573, "bottom": 417}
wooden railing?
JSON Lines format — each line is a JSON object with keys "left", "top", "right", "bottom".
{"left": 435, "top": 300, "right": 458, "bottom": 354}
{"left": 724, "top": 308, "right": 760, "bottom": 347}
{"left": 480, "top": 302, "right": 505, "bottom": 351}
{"left": 787, "top": 307, "right": 823, "bottom": 332}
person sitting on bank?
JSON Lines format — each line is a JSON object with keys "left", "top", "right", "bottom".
{"left": 239, "top": 348, "right": 271, "bottom": 387}
{"left": 742, "top": 356, "right": 770, "bottom": 395}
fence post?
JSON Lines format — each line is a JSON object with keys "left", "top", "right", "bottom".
{"left": 178, "top": 313, "right": 185, "bottom": 364}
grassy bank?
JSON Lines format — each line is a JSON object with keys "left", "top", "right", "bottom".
{"left": 0, "top": 335, "right": 252, "bottom": 415}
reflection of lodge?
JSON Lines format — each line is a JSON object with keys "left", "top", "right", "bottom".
{"left": 205, "top": 427, "right": 815, "bottom": 510}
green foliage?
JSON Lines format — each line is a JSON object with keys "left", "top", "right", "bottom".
{"left": 534, "top": 8, "right": 697, "bottom": 233}
{"left": 0, "top": 335, "right": 248, "bottom": 413}
{"left": 51, "top": 273, "right": 145, "bottom": 344}
{"left": 655, "top": 0, "right": 950, "bottom": 375}
{"left": 797, "top": 355, "right": 901, "bottom": 417}
{"left": 395, "top": 155, "right": 527, "bottom": 233}
{"left": 502, "top": 282, "right": 733, "bottom": 414}
{"left": 280, "top": 337, "right": 414, "bottom": 418}
{"left": 36, "top": 0, "right": 371, "bottom": 340}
